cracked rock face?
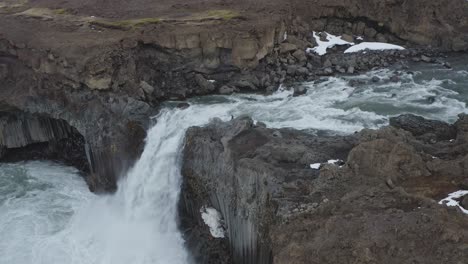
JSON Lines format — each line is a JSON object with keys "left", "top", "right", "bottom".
{"left": 181, "top": 114, "right": 468, "bottom": 264}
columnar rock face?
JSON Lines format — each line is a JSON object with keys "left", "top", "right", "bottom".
{"left": 0, "top": 0, "right": 467, "bottom": 191}
{"left": 0, "top": 111, "right": 88, "bottom": 173}
{"left": 181, "top": 114, "right": 468, "bottom": 264}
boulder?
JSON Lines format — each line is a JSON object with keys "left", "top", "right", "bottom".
{"left": 195, "top": 74, "right": 215, "bottom": 93}
{"left": 292, "top": 49, "right": 307, "bottom": 62}
{"left": 389, "top": 114, "right": 456, "bottom": 141}
{"left": 279, "top": 43, "right": 298, "bottom": 54}
{"left": 219, "top": 85, "right": 236, "bottom": 95}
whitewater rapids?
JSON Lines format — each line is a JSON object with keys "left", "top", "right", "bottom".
{"left": 0, "top": 66, "right": 467, "bottom": 264}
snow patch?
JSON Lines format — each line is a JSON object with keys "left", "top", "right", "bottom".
{"left": 439, "top": 190, "right": 468, "bottom": 215}
{"left": 344, "top": 42, "right": 405, "bottom": 53}
{"left": 310, "top": 163, "right": 321, "bottom": 169}
{"left": 208, "top": 80, "right": 216, "bottom": 83}
{"left": 307, "top": 32, "right": 354, "bottom": 56}
{"left": 327, "top": 159, "right": 342, "bottom": 164}
{"left": 200, "top": 207, "right": 225, "bottom": 238}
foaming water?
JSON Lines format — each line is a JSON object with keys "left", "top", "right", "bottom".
{"left": 1, "top": 58, "right": 468, "bottom": 263}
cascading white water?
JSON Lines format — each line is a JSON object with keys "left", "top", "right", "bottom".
{"left": 0, "top": 66, "right": 467, "bottom": 264}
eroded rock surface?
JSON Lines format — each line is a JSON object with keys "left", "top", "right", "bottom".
{"left": 181, "top": 114, "right": 468, "bottom": 264}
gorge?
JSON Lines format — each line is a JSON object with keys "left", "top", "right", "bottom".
{"left": 1, "top": 0, "right": 468, "bottom": 263}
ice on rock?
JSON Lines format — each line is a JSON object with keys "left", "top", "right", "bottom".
{"left": 439, "top": 190, "right": 468, "bottom": 215}
{"left": 344, "top": 42, "right": 405, "bottom": 53}
{"left": 310, "top": 163, "right": 321, "bottom": 169}
{"left": 201, "top": 207, "right": 225, "bottom": 238}
{"left": 307, "top": 32, "right": 354, "bottom": 56}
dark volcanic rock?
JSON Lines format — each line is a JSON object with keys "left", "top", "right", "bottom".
{"left": 181, "top": 114, "right": 468, "bottom": 264}
{"left": 390, "top": 114, "right": 456, "bottom": 141}
{"left": 181, "top": 116, "right": 359, "bottom": 264}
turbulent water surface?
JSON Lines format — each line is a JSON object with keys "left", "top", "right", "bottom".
{"left": 0, "top": 58, "right": 467, "bottom": 264}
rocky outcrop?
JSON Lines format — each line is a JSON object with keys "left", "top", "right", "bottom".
{"left": 0, "top": 52, "right": 151, "bottom": 192}
{"left": 290, "top": 0, "right": 468, "bottom": 51}
{"left": 0, "top": 110, "right": 88, "bottom": 172}
{"left": 181, "top": 114, "right": 468, "bottom": 264}
{"left": 0, "top": 0, "right": 467, "bottom": 192}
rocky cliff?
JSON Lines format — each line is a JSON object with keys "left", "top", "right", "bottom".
{"left": 181, "top": 114, "right": 468, "bottom": 264}
{"left": 0, "top": 0, "right": 467, "bottom": 191}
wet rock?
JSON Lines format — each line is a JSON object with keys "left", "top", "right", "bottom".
{"left": 389, "top": 114, "right": 456, "bottom": 141}
{"left": 371, "top": 76, "right": 380, "bottom": 82}
{"left": 219, "top": 85, "right": 236, "bottom": 95}
{"left": 389, "top": 75, "right": 400, "bottom": 82}
{"left": 427, "top": 96, "right": 436, "bottom": 104}
{"left": 293, "top": 86, "right": 307, "bottom": 96}
{"left": 323, "top": 67, "right": 334, "bottom": 75}
{"left": 195, "top": 74, "right": 215, "bottom": 93}
{"left": 443, "top": 62, "right": 452, "bottom": 69}
{"left": 177, "top": 102, "right": 190, "bottom": 109}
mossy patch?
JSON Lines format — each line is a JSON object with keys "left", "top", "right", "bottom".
{"left": 203, "top": 9, "right": 242, "bottom": 20}
{"left": 52, "top": 8, "right": 68, "bottom": 15}
{"left": 0, "top": 0, "right": 29, "bottom": 14}
{"left": 90, "top": 17, "right": 161, "bottom": 30}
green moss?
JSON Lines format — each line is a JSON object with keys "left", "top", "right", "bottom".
{"left": 90, "top": 17, "right": 161, "bottom": 30}
{"left": 204, "top": 9, "right": 241, "bottom": 20}
{"left": 52, "top": 8, "right": 68, "bottom": 15}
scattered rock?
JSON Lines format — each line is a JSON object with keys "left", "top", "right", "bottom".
{"left": 389, "top": 75, "right": 400, "bottom": 82}
{"left": 347, "top": 66, "right": 355, "bottom": 74}
{"left": 421, "top": 55, "right": 432, "bottom": 63}
{"left": 292, "top": 49, "right": 307, "bottom": 62}
{"left": 293, "top": 86, "right": 307, "bottom": 96}
{"left": 177, "top": 102, "right": 190, "bottom": 109}
{"left": 195, "top": 74, "right": 215, "bottom": 93}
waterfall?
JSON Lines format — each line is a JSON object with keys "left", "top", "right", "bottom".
{"left": 1, "top": 65, "right": 467, "bottom": 263}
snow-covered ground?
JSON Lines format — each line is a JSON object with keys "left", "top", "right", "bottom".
{"left": 310, "top": 163, "right": 321, "bottom": 169}
{"left": 344, "top": 42, "right": 405, "bottom": 53}
{"left": 307, "top": 31, "right": 353, "bottom": 56}
{"left": 439, "top": 190, "right": 468, "bottom": 215}
{"left": 306, "top": 32, "right": 404, "bottom": 56}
